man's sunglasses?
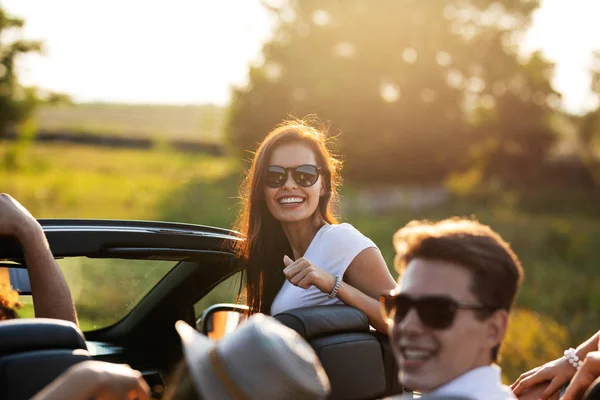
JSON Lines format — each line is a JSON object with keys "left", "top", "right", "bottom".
{"left": 265, "top": 164, "right": 322, "bottom": 188}
{"left": 379, "top": 291, "right": 493, "bottom": 330}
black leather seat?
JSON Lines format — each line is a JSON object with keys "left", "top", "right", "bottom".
{"left": 274, "top": 305, "right": 404, "bottom": 400}
{"left": 0, "top": 318, "right": 92, "bottom": 400}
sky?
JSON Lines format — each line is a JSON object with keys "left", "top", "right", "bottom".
{"left": 3, "top": 0, "right": 600, "bottom": 114}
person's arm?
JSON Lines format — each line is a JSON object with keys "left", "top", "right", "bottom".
{"left": 562, "top": 351, "right": 600, "bottom": 400}
{"left": 336, "top": 247, "right": 397, "bottom": 333}
{"left": 0, "top": 194, "right": 78, "bottom": 325}
{"left": 511, "top": 330, "right": 600, "bottom": 399}
{"left": 32, "top": 360, "right": 150, "bottom": 400}
{"left": 579, "top": 330, "right": 600, "bottom": 355}
{"left": 283, "top": 247, "right": 397, "bottom": 334}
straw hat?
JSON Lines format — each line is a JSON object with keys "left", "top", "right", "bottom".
{"left": 175, "top": 313, "right": 331, "bottom": 400}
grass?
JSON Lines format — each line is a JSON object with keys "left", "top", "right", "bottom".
{"left": 0, "top": 142, "right": 239, "bottom": 219}
{"left": 17, "top": 299, "right": 99, "bottom": 332}
{"left": 34, "top": 103, "right": 225, "bottom": 143}
{"left": 2, "top": 141, "right": 599, "bottom": 382}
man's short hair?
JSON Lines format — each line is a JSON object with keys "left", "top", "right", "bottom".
{"left": 393, "top": 217, "right": 524, "bottom": 360}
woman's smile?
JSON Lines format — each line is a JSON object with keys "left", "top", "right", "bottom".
{"left": 277, "top": 196, "right": 306, "bottom": 206}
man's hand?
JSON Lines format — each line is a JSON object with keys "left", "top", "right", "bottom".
{"left": 32, "top": 360, "right": 151, "bottom": 400}
{"left": 0, "top": 193, "right": 40, "bottom": 239}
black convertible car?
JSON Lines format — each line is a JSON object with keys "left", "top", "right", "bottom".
{"left": 0, "top": 219, "right": 403, "bottom": 400}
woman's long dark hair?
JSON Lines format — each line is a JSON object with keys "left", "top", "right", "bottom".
{"left": 231, "top": 119, "right": 342, "bottom": 314}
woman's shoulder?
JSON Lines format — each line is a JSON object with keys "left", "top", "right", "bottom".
{"left": 324, "top": 222, "right": 360, "bottom": 234}
{"left": 309, "top": 222, "right": 378, "bottom": 265}
{"left": 321, "top": 223, "right": 374, "bottom": 245}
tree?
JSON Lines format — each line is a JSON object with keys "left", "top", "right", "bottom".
{"left": 227, "top": 0, "right": 558, "bottom": 184}
{"left": 0, "top": 7, "right": 42, "bottom": 136}
{"left": 467, "top": 49, "right": 559, "bottom": 186}
{"left": 576, "top": 51, "right": 600, "bottom": 183}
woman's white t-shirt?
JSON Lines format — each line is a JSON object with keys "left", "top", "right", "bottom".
{"left": 270, "top": 223, "right": 377, "bottom": 316}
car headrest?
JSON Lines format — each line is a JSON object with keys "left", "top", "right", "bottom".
{"left": 273, "top": 305, "right": 369, "bottom": 340}
{"left": 0, "top": 318, "right": 87, "bottom": 355}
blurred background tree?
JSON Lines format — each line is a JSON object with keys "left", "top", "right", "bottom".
{"left": 227, "top": 0, "right": 558, "bottom": 185}
{"left": 0, "top": 7, "right": 43, "bottom": 137}
{"left": 576, "top": 51, "right": 600, "bottom": 183}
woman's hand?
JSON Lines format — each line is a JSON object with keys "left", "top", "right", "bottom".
{"left": 511, "top": 356, "right": 575, "bottom": 399}
{"left": 562, "top": 351, "right": 600, "bottom": 400}
{"left": 283, "top": 255, "right": 336, "bottom": 294}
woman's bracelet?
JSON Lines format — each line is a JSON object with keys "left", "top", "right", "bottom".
{"left": 564, "top": 348, "right": 583, "bottom": 370}
{"left": 328, "top": 274, "right": 342, "bottom": 298}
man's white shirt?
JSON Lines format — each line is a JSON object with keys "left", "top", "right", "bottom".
{"left": 427, "top": 365, "right": 516, "bottom": 400}
{"left": 385, "top": 365, "right": 516, "bottom": 399}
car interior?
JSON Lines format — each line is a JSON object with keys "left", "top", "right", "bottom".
{"left": 0, "top": 219, "right": 406, "bottom": 400}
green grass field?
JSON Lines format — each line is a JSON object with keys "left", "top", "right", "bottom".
{"left": 34, "top": 103, "right": 225, "bottom": 143}
{"left": 0, "top": 142, "right": 238, "bottom": 219}
{"left": 2, "top": 140, "right": 599, "bottom": 382}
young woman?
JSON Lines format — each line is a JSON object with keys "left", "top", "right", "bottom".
{"left": 231, "top": 119, "right": 396, "bottom": 333}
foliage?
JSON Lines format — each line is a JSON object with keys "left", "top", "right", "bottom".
{"left": 227, "top": 0, "right": 557, "bottom": 184}
{"left": 501, "top": 308, "right": 568, "bottom": 382}
{"left": 159, "top": 171, "right": 241, "bottom": 229}
{"left": 3, "top": 118, "right": 37, "bottom": 170}
{"left": 0, "top": 8, "right": 42, "bottom": 136}
{"left": 0, "top": 142, "right": 237, "bottom": 219}
{"left": 468, "top": 50, "right": 559, "bottom": 185}
{"left": 574, "top": 51, "right": 600, "bottom": 183}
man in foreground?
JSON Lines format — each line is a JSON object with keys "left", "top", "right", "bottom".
{"left": 383, "top": 218, "right": 524, "bottom": 399}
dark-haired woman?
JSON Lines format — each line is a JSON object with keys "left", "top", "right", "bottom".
{"left": 231, "top": 119, "right": 396, "bottom": 333}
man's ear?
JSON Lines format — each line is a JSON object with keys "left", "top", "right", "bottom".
{"left": 486, "top": 309, "right": 509, "bottom": 350}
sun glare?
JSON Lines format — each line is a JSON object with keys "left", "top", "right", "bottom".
{"left": 2, "top": 0, "right": 600, "bottom": 113}
{"left": 5, "top": 0, "right": 273, "bottom": 106}
{"left": 521, "top": 0, "right": 600, "bottom": 113}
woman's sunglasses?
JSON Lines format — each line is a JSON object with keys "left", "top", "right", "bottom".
{"left": 265, "top": 164, "right": 322, "bottom": 188}
{"left": 379, "top": 291, "right": 493, "bottom": 330}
